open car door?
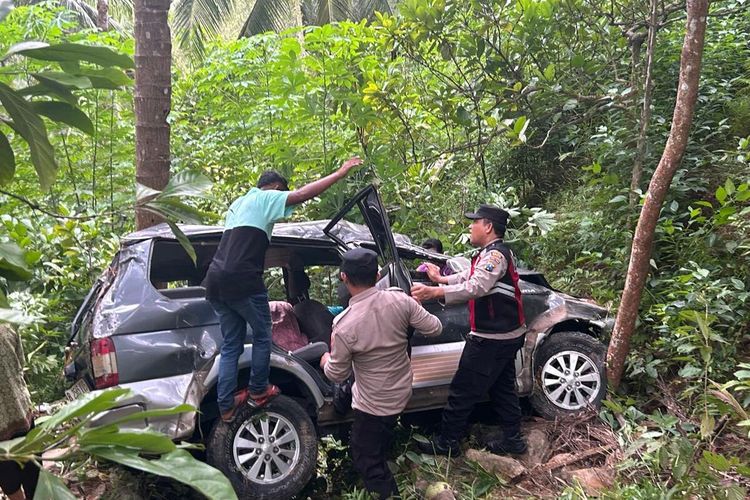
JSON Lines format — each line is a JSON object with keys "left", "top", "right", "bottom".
{"left": 323, "top": 185, "right": 411, "bottom": 294}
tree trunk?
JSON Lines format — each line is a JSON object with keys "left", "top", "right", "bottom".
{"left": 606, "top": 0, "right": 709, "bottom": 389}
{"left": 134, "top": 0, "right": 171, "bottom": 230}
{"left": 628, "top": 0, "right": 659, "bottom": 208}
{"left": 97, "top": 0, "right": 109, "bottom": 31}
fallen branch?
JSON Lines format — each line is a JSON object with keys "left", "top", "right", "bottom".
{"left": 538, "top": 444, "right": 615, "bottom": 473}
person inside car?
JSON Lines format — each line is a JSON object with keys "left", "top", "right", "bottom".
{"left": 203, "top": 156, "right": 363, "bottom": 423}
{"left": 417, "top": 238, "right": 454, "bottom": 277}
{"left": 411, "top": 205, "right": 527, "bottom": 457}
{"left": 321, "top": 248, "right": 442, "bottom": 499}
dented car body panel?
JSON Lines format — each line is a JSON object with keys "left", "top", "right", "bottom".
{"left": 66, "top": 190, "right": 613, "bottom": 440}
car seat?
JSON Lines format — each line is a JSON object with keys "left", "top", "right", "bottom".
{"left": 293, "top": 299, "right": 335, "bottom": 348}
{"left": 270, "top": 301, "right": 327, "bottom": 364}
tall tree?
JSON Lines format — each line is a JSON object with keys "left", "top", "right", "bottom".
{"left": 607, "top": 0, "right": 710, "bottom": 389}
{"left": 134, "top": 0, "right": 171, "bottom": 229}
{"left": 97, "top": 0, "right": 109, "bottom": 30}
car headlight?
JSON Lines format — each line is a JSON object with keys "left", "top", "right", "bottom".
{"left": 591, "top": 316, "right": 615, "bottom": 333}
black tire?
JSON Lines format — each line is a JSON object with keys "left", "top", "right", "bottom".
{"left": 206, "top": 395, "right": 318, "bottom": 500}
{"left": 530, "top": 331, "right": 607, "bottom": 420}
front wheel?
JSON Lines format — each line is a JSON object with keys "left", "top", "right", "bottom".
{"left": 530, "top": 331, "right": 607, "bottom": 419}
{"left": 206, "top": 395, "right": 318, "bottom": 499}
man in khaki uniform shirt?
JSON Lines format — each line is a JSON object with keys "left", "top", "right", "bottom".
{"left": 321, "top": 248, "right": 442, "bottom": 499}
{"left": 412, "top": 205, "right": 527, "bottom": 457}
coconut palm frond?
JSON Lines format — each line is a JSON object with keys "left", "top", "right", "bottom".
{"left": 172, "top": 0, "right": 234, "bottom": 57}
{"left": 240, "top": 0, "right": 296, "bottom": 36}
{"left": 56, "top": 0, "right": 97, "bottom": 28}
{"left": 300, "top": 0, "right": 317, "bottom": 25}
{"left": 315, "top": 0, "right": 351, "bottom": 25}
{"left": 351, "top": 0, "right": 391, "bottom": 21}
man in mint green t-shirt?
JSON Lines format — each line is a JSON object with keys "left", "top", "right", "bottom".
{"left": 204, "top": 157, "right": 362, "bottom": 422}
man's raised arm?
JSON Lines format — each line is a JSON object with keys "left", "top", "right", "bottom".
{"left": 286, "top": 157, "right": 363, "bottom": 206}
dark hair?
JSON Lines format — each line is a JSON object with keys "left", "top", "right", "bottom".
{"left": 342, "top": 267, "right": 378, "bottom": 288}
{"left": 486, "top": 219, "right": 506, "bottom": 238}
{"left": 257, "top": 170, "right": 289, "bottom": 191}
{"left": 422, "top": 238, "right": 443, "bottom": 254}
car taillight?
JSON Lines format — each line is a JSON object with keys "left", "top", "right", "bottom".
{"left": 91, "top": 338, "right": 119, "bottom": 389}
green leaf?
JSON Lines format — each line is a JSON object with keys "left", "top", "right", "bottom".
{"left": 76, "top": 67, "right": 132, "bottom": 87}
{"left": 24, "top": 388, "right": 131, "bottom": 441}
{"left": 700, "top": 414, "right": 715, "bottom": 439}
{"left": 20, "top": 81, "right": 78, "bottom": 106}
{"left": 0, "top": 241, "right": 32, "bottom": 281}
{"left": 571, "top": 54, "right": 585, "bottom": 67}
{"left": 716, "top": 186, "right": 727, "bottom": 204}
{"left": 702, "top": 451, "right": 730, "bottom": 471}
{"left": 29, "top": 72, "right": 92, "bottom": 89}
{"left": 0, "top": 83, "right": 57, "bottom": 191}
{"left": 608, "top": 195, "right": 626, "bottom": 204}
{"left": 543, "top": 63, "right": 555, "bottom": 81}
{"left": 105, "top": 404, "right": 195, "bottom": 427}
{"left": 35, "top": 469, "right": 77, "bottom": 500}
{"left": 592, "top": 162, "right": 602, "bottom": 174}
{"left": 90, "top": 448, "right": 238, "bottom": 500}
{"left": 0, "top": 129, "right": 15, "bottom": 184}
{"left": 405, "top": 450, "right": 424, "bottom": 464}
{"left": 513, "top": 116, "right": 529, "bottom": 142}
{"left": 166, "top": 220, "right": 197, "bottom": 265}
{"left": 12, "top": 43, "right": 134, "bottom": 69}
{"left": 32, "top": 101, "right": 95, "bottom": 135}
{"left": 145, "top": 199, "right": 209, "bottom": 224}
{"left": 79, "top": 427, "right": 177, "bottom": 454}
{"left": 3, "top": 41, "right": 48, "bottom": 59}
{"left": 725, "top": 179, "right": 736, "bottom": 196}
{"left": 0, "top": 307, "right": 35, "bottom": 324}
{"left": 160, "top": 170, "right": 213, "bottom": 198}
{"left": 136, "top": 183, "right": 161, "bottom": 201}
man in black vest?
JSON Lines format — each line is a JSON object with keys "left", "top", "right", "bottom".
{"left": 411, "top": 204, "right": 527, "bottom": 457}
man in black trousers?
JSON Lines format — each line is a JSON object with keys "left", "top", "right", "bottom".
{"left": 411, "top": 205, "right": 527, "bottom": 457}
{"left": 321, "top": 248, "right": 443, "bottom": 498}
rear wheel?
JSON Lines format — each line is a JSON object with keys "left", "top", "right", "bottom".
{"left": 530, "top": 331, "right": 606, "bottom": 419}
{"left": 206, "top": 395, "right": 317, "bottom": 499}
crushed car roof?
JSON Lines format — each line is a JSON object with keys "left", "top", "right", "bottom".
{"left": 122, "top": 220, "right": 414, "bottom": 246}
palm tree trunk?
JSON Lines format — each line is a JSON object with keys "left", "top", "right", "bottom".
{"left": 97, "top": 0, "right": 109, "bottom": 30}
{"left": 134, "top": 0, "right": 171, "bottom": 229}
{"left": 606, "top": 0, "right": 710, "bottom": 389}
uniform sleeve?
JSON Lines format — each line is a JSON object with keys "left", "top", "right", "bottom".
{"left": 323, "top": 327, "right": 353, "bottom": 383}
{"left": 442, "top": 250, "right": 508, "bottom": 305}
{"left": 445, "top": 267, "right": 469, "bottom": 285}
{"left": 406, "top": 297, "right": 443, "bottom": 337}
{"left": 262, "top": 190, "right": 295, "bottom": 223}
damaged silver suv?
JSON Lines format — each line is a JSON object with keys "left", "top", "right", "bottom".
{"left": 64, "top": 185, "right": 613, "bottom": 499}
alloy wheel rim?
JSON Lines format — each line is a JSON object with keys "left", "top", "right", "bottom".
{"left": 232, "top": 411, "right": 300, "bottom": 484}
{"left": 541, "top": 350, "right": 601, "bottom": 410}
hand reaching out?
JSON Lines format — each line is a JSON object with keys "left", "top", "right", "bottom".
{"left": 338, "top": 156, "right": 364, "bottom": 176}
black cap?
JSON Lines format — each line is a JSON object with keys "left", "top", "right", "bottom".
{"left": 464, "top": 204, "right": 510, "bottom": 227}
{"left": 340, "top": 248, "right": 378, "bottom": 275}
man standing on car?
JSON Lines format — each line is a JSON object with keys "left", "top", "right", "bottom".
{"left": 204, "top": 156, "right": 362, "bottom": 422}
{"left": 321, "top": 248, "right": 443, "bottom": 499}
{"left": 411, "top": 205, "right": 527, "bottom": 457}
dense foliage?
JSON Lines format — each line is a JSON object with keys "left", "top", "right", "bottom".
{"left": 1, "top": 0, "right": 749, "bottom": 496}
